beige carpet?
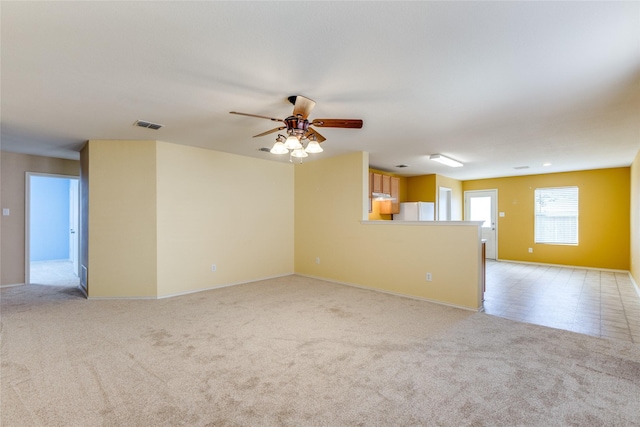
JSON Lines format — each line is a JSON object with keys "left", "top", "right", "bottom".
{"left": 2, "top": 275, "right": 639, "bottom": 426}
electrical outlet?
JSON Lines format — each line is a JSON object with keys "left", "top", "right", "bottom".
{"left": 315, "top": 257, "right": 320, "bottom": 265}
{"left": 426, "top": 272, "right": 432, "bottom": 282}
{"left": 211, "top": 264, "right": 217, "bottom": 272}
{"left": 528, "top": 248, "right": 533, "bottom": 253}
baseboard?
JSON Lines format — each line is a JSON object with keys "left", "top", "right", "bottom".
{"left": 0, "top": 283, "right": 25, "bottom": 289}
{"left": 494, "top": 258, "right": 629, "bottom": 274}
{"left": 295, "top": 273, "right": 481, "bottom": 312}
{"left": 630, "top": 273, "right": 640, "bottom": 298}
{"left": 86, "top": 273, "right": 295, "bottom": 300}
{"left": 156, "top": 273, "right": 294, "bottom": 300}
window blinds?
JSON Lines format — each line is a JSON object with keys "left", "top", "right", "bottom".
{"left": 534, "top": 186, "right": 578, "bottom": 245}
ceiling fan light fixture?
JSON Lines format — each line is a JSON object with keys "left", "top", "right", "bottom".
{"left": 284, "top": 135, "right": 302, "bottom": 150}
{"left": 230, "top": 95, "right": 363, "bottom": 163}
{"left": 270, "top": 141, "right": 289, "bottom": 154}
{"left": 430, "top": 154, "right": 463, "bottom": 168}
{"left": 304, "top": 140, "right": 323, "bottom": 154}
{"left": 290, "top": 148, "right": 308, "bottom": 158}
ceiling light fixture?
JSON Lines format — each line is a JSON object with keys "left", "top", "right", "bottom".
{"left": 270, "top": 132, "right": 323, "bottom": 163}
{"left": 429, "top": 154, "right": 463, "bottom": 168}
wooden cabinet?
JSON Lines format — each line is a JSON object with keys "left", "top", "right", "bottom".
{"left": 379, "top": 176, "right": 400, "bottom": 215}
{"left": 390, "top": 176, "right": 400, "bottom": 214}
{"left": 369, "top": 173, "right": 373, "bottom": 213}
{"left": 382, "top": 174, "right": 391, "bottom": 195}
{"left": 372, "top": 173, "right": 383, "bottom": 194}
{"left": 370, "top": 172, "right": 401, "bottom": 216}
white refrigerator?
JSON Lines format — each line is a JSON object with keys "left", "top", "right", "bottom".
{"left": 393, "top": 202, "right": 435, "bottom": 221}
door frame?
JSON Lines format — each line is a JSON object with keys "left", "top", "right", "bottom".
{"left": 464, "top": 189, "right": 498, "bottom": 260}
{"left": 437, "top": 186, "right": 452, "bottom": 221}
{"left": 25, "top": 172, "right": 80, "bottom": 285}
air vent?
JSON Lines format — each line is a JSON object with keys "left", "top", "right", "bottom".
{"left": 395, "top": 164, "right": 409, "bottom": 168}
{"left": 513, "top": 166, "right": 530, "bottom": 170}
{"left": 258, "top": 147, "right": 272, "bottom": 152}
{"left": 134, "top": 120, "right": 164, "bottom": 130}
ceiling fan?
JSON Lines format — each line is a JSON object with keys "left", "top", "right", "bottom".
{"left": 230, "top": 95, "right": 363, "bottom": 160}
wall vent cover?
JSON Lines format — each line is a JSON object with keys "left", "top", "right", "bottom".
{"left": 134, "top": 120, "right": 164, "bottom": 130}
{"left": 513, "top": 165, "right": 530, "bottom": 170}
{"left": 258, "top": 147, "right": 272, "bottom": 152}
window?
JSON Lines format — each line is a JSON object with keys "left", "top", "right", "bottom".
{"left": 534, "top": 186, "right": 578, "bottom": 245}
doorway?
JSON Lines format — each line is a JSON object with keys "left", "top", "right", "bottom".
{"left": 438, "top": 187, "right": 452, "bottom": 221}
{"left": 464, "top": 189, "right": 497, "bottom": 259}
{"left": 26, "top": 173, "right": 80, "bottom": 287}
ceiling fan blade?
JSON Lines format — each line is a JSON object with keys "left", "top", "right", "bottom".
{"left": 305, "top": 128, "right": 326, "bottom": 143}
{"left": 311, "top": 119, "right": 363, "bottom": 129}
{"left": 230, "top": 111, "right": 284, "bottom": 122}
{"left": 253, "top": 126, "right": 287, "bottom": 138}
{"left": 292, "top": 95, "right": 316, "bottom": 119}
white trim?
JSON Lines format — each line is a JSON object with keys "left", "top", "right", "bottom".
{"left": 296, "top": 273, "right": 481, "bottom": 312}
{"left": 361, "top": 220, "right": 483, "bottom": 227}
{"left": 87, "top": 295, "right": 157, "bottom": 301}
{"left": 493, "top": 259, "right": 629, "bottom": 274}
{"left": 630, "top": 272, "right": 640, "bottom": 298}
{"left": 0, "top": 283, "right": 25, "bottom": 289}
{"left": 156, "top": 273, "right": 293, "bottom": 299}
{"left": 25, "top": 172, "right": 80, "bottom": 286}
{"left": 86, "top": 273, "right": 293, "bottom": 300}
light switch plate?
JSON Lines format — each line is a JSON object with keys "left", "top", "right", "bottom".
{"left": 2, "top": 208, "right": 9, "bottom": 216}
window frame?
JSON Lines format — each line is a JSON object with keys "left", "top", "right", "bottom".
{"left": 534, "top": 186, "right": 579, "bottom": 246}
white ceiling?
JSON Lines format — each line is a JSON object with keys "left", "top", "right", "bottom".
{"left": 1, "top": 1, "right": 639, "bottom": 180}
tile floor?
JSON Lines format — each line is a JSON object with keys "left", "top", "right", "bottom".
{"left": 483, "top": 260, "right": 640, "bottom": 344}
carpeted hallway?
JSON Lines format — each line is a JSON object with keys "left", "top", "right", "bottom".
{"left": 2, "top": 275, "right": 639, "bottom": 426}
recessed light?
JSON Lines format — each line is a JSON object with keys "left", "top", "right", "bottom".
{"left": 543, "top": 162, "right": 552, "bottom": 167}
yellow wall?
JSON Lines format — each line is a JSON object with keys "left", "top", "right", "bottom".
{"left": 463, "top": 168, "right": 630, "bottom": 270}
{"left": 85, "top": 140, "right": 159, "bottom": 297}
{"left": 407, "top": 174, "right": 436, "bottom": 202}
{"left": 631, "top": 150, "right": 640, "bottom": 285}
{"left": 296, "top": 152, "right": 483, "bottom": 310}
{"left": 155, "top": 141, "right": 293, "bottom": 297}
{"left": 436, "top": 174, "right": 463, "bottom": 220}
{"left": 82, "top": 139, "right": 294, "bottom": 298}
{"left": 400, "top": 173, "right": 463, "bottom": 220}
{"left": 0, "top": 151, "right": 79, "bottom": 286}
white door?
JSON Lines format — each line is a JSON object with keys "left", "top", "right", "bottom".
{"left": 465, "top": 190, "right": 497, "bottom": 259}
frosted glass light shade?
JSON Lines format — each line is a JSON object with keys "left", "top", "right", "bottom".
{"left": 304, "top": 140, "right": 323, "bottom": 153}
{"left": 284, "top": 135, "right": 302, "bottom": 150}
{"left": 290, "top": 148, "right": 308, "bottom": 158}
{"left": 270, "top": 141, "right": 288, "bottom": 154}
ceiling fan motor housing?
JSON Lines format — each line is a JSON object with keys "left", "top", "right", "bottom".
{"left": 284, "top": 116, "right": 309, "bottom": 135}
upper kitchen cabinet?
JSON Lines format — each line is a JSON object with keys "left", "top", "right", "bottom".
{"left": 380, "top": 176, "right": 400, "bottom": 215}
